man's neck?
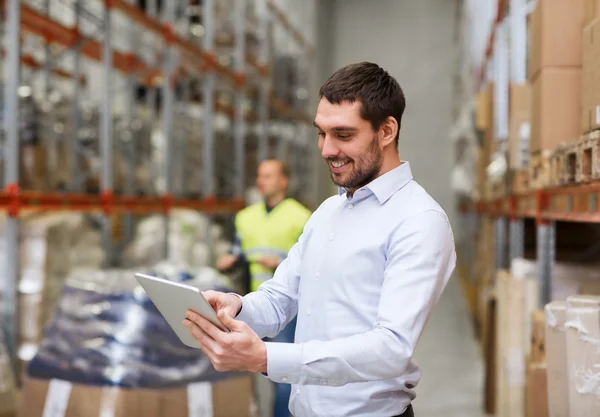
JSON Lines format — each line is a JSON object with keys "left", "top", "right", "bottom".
{"left": 265, "top": 194, "right": 286, "bottom": 208}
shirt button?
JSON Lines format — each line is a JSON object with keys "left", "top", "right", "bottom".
{"left": 282, "top": 377, "right": 288, "bottom": 382}
{"left": 315, "top": 272, "right": 320, "bottom": 278}
{"left": 307, "top": 310, "right": 311, "bottom": 316}
{"left": 328, "top": 234, "right": 334, "bottom": 241}
{"left": 296, "top": 389, "right": 301, "bottom": 395}
{"left": 349, "top": 204, "right": 354, "bottom": 208}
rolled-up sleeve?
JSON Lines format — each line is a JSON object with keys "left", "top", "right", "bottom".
{"left": 262, "top": 210, "right": 456, "bottom": 386}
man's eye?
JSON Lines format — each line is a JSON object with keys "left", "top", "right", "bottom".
{"left": 318, "top": 132, "right": 325, "bottom": 138}
{"left": 338, "top": 135, "right": 350, "bottom": 140}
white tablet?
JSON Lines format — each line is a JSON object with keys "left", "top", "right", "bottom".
{"left": 134, "top": 272, "right": 229, "bottom": 349}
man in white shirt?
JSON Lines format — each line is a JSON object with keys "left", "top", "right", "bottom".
{"left": 183, "top": 62, "right": 456, "bottom": 417}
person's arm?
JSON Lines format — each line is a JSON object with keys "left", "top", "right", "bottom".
{"left": 263, "top": 210, "right": 456, "bottom": 387}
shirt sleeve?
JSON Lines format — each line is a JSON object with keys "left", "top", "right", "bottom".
{"left": 263, "top": 210, "right": 456, "bottom": 386}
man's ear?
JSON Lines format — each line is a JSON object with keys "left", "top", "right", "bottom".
{"left": 379, "top": 116, "right": 399, "bottom": 147}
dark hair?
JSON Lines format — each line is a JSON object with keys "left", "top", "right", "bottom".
{"left": 319, "top": 62, "right": 406, "bottom": 147}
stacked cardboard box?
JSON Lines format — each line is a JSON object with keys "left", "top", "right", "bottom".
{"left": 18, "top": 376, "right": 254, "bottom": 417}
{"left": 529, "top": 0, "right": 585, "bottom": 155}
{"left": 525, "top": 311, "right": 548, "bottom": 417}
{"left": 581, "top": 19, "right": 600, "bottom": 133}
{"left": 585, "top": 0, "right": 600, "bottom": 25}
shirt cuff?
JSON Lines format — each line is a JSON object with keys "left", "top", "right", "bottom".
{"left": 265, "top": 341, "right": 303, "bottom": 384}
{"left": 232, "top": 293, "right": 253, "bottom": 323}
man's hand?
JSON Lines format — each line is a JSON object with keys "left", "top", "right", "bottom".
{"left": 202, "top": 290, "right": 242, "bottom": 318}
{"left": 183, "top": 310, "right": 267, "bottom": 374}
{"left": 216, "top": 254, "right": 239, "bottom": 271}
{"left": 256, "top": 256, "right": 281, "bottom": 270}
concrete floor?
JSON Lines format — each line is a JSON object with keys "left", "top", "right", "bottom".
{"left": 412, "top": 275, "right": 489, "bottom": 417}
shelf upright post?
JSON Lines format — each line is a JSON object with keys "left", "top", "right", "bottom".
{"left": 71, "top": 0, "right": 82, "bottom": 192}
{"left": 101, "top": 0, "right": 114, "bottom": 267}
{"left": 496, "top": 215, "right": 509, "bottom": 270}
{"left": 203, "top": 0, "right": 216, "bottom": 248}
{"left": 536, "top": 191, "right": 555, "bottom": 306}
{"left": 161, "top": 0, "right": 177, "bottom": 259}
{"left": 44, "top": 0, "right": 58, "bottom": 189}
{"left": 124, "top": 0, "right": 139, "bottom": 245}
{"left": 234, "top": 0, "right": 247, "bottom": 203}
{"left": 146, "top": 0, "right": 158, "bottom": 114}
{"left": 3, "top": 0, "right": 21, "bottom": 369}
{"left": 257, "top": 0, "right": 270, "bottom": 164}
{"left": 507, "top": 0, "right": 527, "bottom": 269}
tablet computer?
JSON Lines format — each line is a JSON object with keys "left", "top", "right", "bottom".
{"left": 134, "top": 272, "right": 228, "bottom": 349}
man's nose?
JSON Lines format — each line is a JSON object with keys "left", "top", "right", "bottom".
{"left": 320, "top": 136, "right": 340, "bottom": 159}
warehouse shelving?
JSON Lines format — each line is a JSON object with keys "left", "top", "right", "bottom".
{"left": 0, "top": 0, "right": 317, "bottom": 368}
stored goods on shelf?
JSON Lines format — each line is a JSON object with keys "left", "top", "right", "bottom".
{"left": 585, "top": 0, "right": 600, "bottom": 25}
{"left": 527, "top": 0, "right": 585, "bottom": 81}
{"left": 508, "top": 83, "right": 531, "bottom": 170}
{"left": 531, "top": 68, "right": 582, "bottom": 154}
{"left": 565, "top": 295, "right": 600, "bottom": 417}
{"left": 544, "top": 300, "right": 568, "bottom": 417}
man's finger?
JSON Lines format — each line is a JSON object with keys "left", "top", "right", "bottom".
{"left": 218, "top": 310, "right": 245, "bottom": 332}
{"left": 186, "top": 310, "right": 226, "bottom": 341}
{"left": 184, "top": 319, "right": 222, "bottom": 353}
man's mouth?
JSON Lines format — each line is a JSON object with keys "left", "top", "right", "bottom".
{"left": 329, "top": 160, "right": 350, "bottom": 173}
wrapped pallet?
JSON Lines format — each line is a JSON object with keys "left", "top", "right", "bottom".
{"left": 565, "top": 295, "right": 600, "bottom": 417}
{"left": 545, "top": 300, "right": 569, "bottom": 417}
{"left": 19, "top": 269, "right": 252, "bottom": 417}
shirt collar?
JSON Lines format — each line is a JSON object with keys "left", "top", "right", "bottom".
{"left": 338, "top": 161, "right": 413, "bottom": 204}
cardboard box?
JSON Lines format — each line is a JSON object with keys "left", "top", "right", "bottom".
{"left": 18, "top": 376, "right": 253, "bottom": 417}
{"left": 477, "top": 84, "right": 494, "bottom": 133}
{"left": 528, "top": 0, "right": 585, "bottom": 81}
{"left": 582, "top": 22, "right": 594, "bottom": 133}
{"left": 530, "top": 310, "right": 545, "bottom": 363}
{"left": 509, "top": 84, "right": 532, "bottom": 169}
{"left": 525, "top": 360, "right": 549, "bottom": 417}
{"left": 531, "top": 68, "right": 582, "bottom": 153}
{"left": 585, "top": 0, "right": 600, "bottom": 25}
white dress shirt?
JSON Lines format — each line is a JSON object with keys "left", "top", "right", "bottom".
{"left": 237, "top": 162, "right": 456, "bottom": 417}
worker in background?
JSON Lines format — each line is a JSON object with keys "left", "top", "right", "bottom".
{"left": 185, "top": 62, "right": 456, "bottom": 417}
{"left": 216, "top": 159, "right": 311, "bottom": 417}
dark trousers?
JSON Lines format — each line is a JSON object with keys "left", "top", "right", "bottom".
{"left": 393, "top": 404, "right": 414, "bottom": 417}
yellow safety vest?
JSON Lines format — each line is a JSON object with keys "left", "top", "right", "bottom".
{"left": 235, "top": 198, "right": 311, "bottom": 292}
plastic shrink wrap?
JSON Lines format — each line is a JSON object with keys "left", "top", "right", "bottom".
{"left": 27, "top": 266, "right": 237, "bottom": 388}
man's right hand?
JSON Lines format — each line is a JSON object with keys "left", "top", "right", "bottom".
{"left": 202, "top": 290, "right": 243, "bottom": 318}
{"left": 216, "top": 254, "right": 239, "bottom": 271}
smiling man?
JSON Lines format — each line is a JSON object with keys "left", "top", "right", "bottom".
{"left": 183, "top": 62, "right": 456, "bottom": 417}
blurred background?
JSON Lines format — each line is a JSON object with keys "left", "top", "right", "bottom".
{"left": 1, "top": 0, "right": 599, "bottom": 416}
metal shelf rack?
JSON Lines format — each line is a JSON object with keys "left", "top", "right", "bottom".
{"left": 0, "top": 0, "right": 317, "bottom": 366}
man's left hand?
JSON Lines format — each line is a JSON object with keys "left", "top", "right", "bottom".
{"left": 183, "top": 310, "right": 267, "bottom": 374}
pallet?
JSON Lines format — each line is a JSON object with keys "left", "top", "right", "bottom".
{"left": 576, "top": 130, "right": 600, "bottom": 183}
{"left": 547, "top": 131, "right": 600, "bottom": 186}
{"left": 529, "top": 150, "right": 551, "bottom": 189}
{"left": 510, "top": 169, "right": 529, "bottom": 195}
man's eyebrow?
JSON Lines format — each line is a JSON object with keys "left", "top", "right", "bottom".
{"left": 313, "top": 121, "right": 321, "bottom": 129}
{"left": 332, "top": 126, "right": 357, "bottom": 132}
